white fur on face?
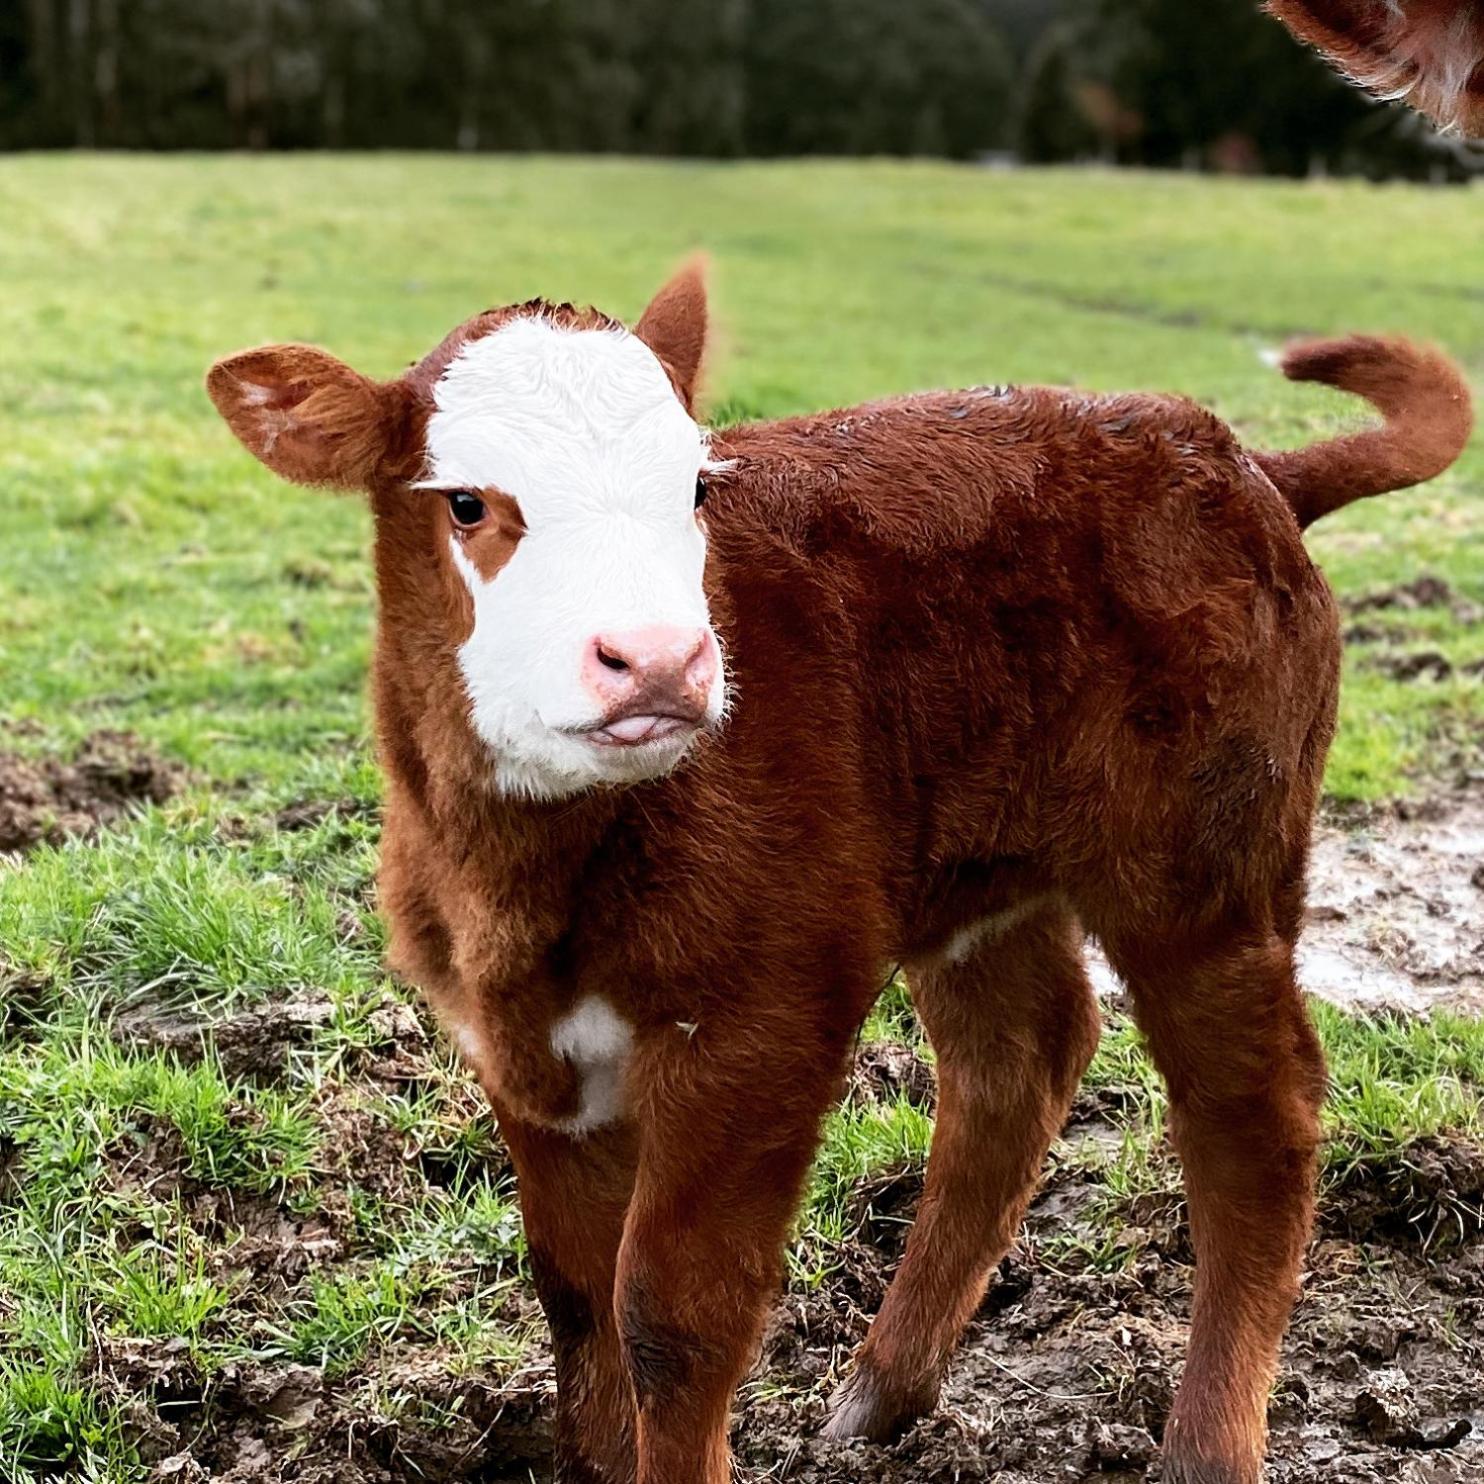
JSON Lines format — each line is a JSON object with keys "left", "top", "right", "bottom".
{"left": 549, "top": 995, "right": 634, "bottom": 1134}
{"left": 423, "top": 316, "right": 727, "bottom": 798}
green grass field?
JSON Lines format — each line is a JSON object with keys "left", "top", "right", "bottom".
{"left": 0, "top": 157, "right": 1481, "bottom": 1483}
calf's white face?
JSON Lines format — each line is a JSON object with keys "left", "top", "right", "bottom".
{"left": 422, "top": 317, "right": 726, "bottom": 799}
{"left": 204, "top": 263, "right": 727, "bottom": 803}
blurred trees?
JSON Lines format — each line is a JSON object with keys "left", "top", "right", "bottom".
{"left": 0, "top": 0, "right": 1471, "bottom": 177}
{"left": 1014, "top": 0, "right": 1472, "bottom": 178}
{"left": 743, "top": 0, "right": 1011, "bottom": 157}
{"left": 0, "top": 0, "right": 1005, "bottom": 156}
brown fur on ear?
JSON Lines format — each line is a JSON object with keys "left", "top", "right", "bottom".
{"left": 206, "top": 343, "right": 396, "bottom": 489}
{"left": 635, "top": 257, "right": 709, "bottom": 413}
{"left": 1266, "top": 0, "right": 1484, "bottom": 133}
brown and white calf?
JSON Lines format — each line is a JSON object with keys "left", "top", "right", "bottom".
{"left": 207, "top": 266, "right": 1472, "bottom": 1484}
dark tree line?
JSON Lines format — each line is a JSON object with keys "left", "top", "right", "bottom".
{"left": 0, "top": 0, "right": 1473, "bottom": 177}
{"left": 0, "top": 0, "right": 1008, "bottom": 156}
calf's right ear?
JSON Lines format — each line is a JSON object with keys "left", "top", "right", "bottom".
{"left": 206, "top": 343, "right": 396, "bottom": 489}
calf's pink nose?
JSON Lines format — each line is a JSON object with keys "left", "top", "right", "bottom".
{"left": 583, "top": 625, "right": 716, "bottom": 716}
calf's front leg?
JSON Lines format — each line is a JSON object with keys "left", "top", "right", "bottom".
{"left": 616, "top": 1007, "right": 862, "bottom": 1483}
{"left": 497, "top": 1108, "right": 640, "bottom": 1483}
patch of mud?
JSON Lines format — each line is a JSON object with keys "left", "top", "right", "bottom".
{"left": 111, "top": 993, "right": 335, "bottom": 1080}
{"left": 357, "top": 996, "right": 441, "bottom": 1085}
{"left": 107, "top": 988, "right": 437, "bottom": 1088}
{"left": 272, "top": 798, "right": 380, "bottom": 833}
{"left": 741, "top": 1146, "right": 1484, "bottom": 1484}
{"left": 155, "top": 1360, "right": 545, "bottom": 1484}
{"left": 1365, "top": 650, "right": 1476, "bottom": 683}
{"left": 0, "top": 1130, "right": 20, "bottom": 1202}
{"left": 201, "top": 1193, "right": 344, "bottom": 1287}
{"left": 1344, "top": 576, "right": 1484, "bottom": 627}
{"left": 1344, "top": 619, "right": 1430, "bottom": 648}
{"left": 0, "top": 972, "right": 52, "bottom": 1041}
{"left": 1340, "top": 572, "right": 1484, "bottom": 683}
{"left": 93, "top": 1339, "right": 553, "bottom": 1484}
{"left": 849, "top": 1040, "right": 937, "bottom": 1110}
{"left": 0, "top": 730, "right": 184, "bottom": 853}
{"left": 1324, "top": 1136, "right": 1484, "bottom": 1250}
{"left": 1301, "top": 787, "right": 1484, "bottom": 1015}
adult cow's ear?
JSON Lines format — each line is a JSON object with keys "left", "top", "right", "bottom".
{"left": 205, "top": 343, "right": 394, "bottom": 489}
{"left": 635, "top": 257, "right": 708, "bottom": 413}
{"left": 1265, "top": 0, "right": 1484, "bottom": 134}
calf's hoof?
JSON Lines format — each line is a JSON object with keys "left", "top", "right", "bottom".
{"left": 820, "top": 1366, "right": 935, "bottom": 1445}
{"left": 1159, "top": 1423, "right": 1263, "bottom": 1484}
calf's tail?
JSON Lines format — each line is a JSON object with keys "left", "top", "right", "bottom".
{"left": 1255, "top": 334, "right": 1473, "bottom": 529}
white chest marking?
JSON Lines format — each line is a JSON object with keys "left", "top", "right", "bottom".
{"left": 549, "top": 995, "right": 634, "bottom": 1134}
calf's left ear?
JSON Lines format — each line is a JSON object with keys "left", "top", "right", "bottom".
{"left": 206, "top": 343, "right": 397, "bottom": 489}
{"left": 635, "top": 257, "right": 709, "bottom": 413}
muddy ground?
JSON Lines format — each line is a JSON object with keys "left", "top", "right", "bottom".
{"left": 93, "top": 1000, "right": 1484, "bottom": 1484}
{"left": 1301, "top": 786, "right": 1484, "bottom": 1017}
{"left": 89, "top": 1092, "right": 1484, "bottom": 1484}
{"left": 745, "top": 1112, "right": 1484, "bottom": 1484}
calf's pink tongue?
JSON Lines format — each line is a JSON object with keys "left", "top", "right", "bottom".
{"left": 604, "top": 715, "right": 658, "bottom": 743}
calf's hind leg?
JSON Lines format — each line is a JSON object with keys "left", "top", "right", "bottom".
{"left": 1105, "top": 920, "right": 1326, "bottom": 1484}
{"left": 825, "top": 903, "right": 1101, "bottom": 1442}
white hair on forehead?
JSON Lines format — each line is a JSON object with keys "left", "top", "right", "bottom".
{"left": 444, "top": 316, "right": 673, "bottom": 422}
{"left": 420, "top": 316, "right": 711, "bottom": 517}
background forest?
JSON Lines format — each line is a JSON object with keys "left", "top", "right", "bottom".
{"left": 3, "top": 0, "right": 1479, "bottom": 178}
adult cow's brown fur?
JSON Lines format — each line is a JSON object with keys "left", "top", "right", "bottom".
{"left": 1267, "top": 0, "right": 1484, "bottom": 133}
{"left": 206, "top": 274, "right": 1472, "bottom": 1484}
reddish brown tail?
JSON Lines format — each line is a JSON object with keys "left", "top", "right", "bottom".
{"left": 1255, "top": 335, "right": 1473, "bottom": 529}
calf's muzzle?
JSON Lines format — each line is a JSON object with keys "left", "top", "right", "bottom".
{"left": 580, "top": 625, "right": 717, "bottom": 746}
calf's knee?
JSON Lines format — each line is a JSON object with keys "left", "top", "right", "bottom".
{"left": 618, "top": 1278, "right": 717, "bottom": 1412}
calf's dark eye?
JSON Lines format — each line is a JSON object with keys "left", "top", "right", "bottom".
{"left": 447, "top": 490, "right": 487, "bottom": 528}
{"left": 694, "top": 475, "right": 708, "bottom": 510}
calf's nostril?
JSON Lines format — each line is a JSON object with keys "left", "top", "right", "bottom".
{"left": 596, "top": 644, "right": 630, "bottom": 673}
